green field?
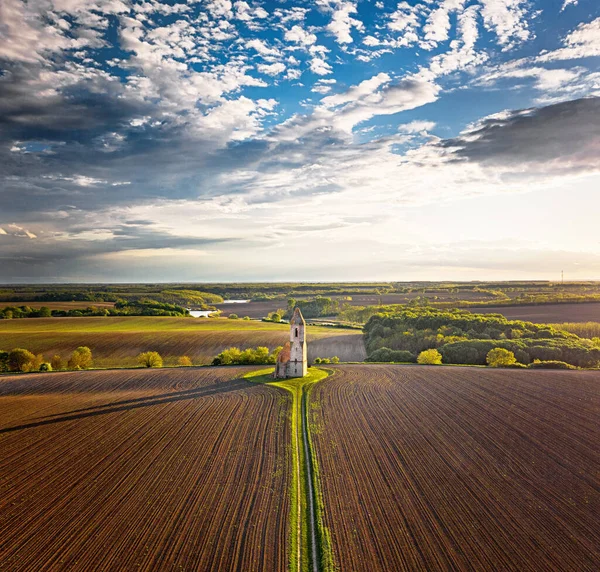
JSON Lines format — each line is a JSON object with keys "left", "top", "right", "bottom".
{"left": 0, "top": 317, "right": 366, "bottom": 368}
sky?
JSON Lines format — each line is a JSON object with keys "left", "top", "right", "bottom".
{"left": 0, "top": 0, "right": 599, "bottom": 283}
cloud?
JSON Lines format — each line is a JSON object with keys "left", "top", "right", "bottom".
{"left": 479, "top": 0, "right": 531, "bottom": 49}
{"left": 537, "top": 17, "right": 600, "bottom": 62}
{"left": 324, "top": 1, "right": 364, "bottom": 45}
{"left": 284, "top": 24, "right": 317, "bottom": 46}
{"left": 560, "top": 0, "right": 578, "bottom": 11}
{"left": 438, "top": 97, "right": 600, "bottom": 176}
{"left": 423, "top": 0, "right": 467, "bottom": 46}
{"left": 257, "top": 62, "right": 286, "bottom": 76}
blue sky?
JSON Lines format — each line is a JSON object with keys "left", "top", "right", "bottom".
{"left": 0, "top": 0, "right": 599, "bottom": 282}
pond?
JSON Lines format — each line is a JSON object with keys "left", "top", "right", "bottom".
{"left": 222, "top": 299, "right": 250, "bottom": 304}
{"left": 189, "top": 310, "right": 216, "bottom": 318}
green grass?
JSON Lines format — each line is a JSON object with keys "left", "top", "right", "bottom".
{"left": 245, "top": 367, "right": 333, "bottom": 572}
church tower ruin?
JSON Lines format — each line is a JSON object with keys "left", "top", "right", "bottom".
{"left": 274, "top": 307, "right": 307, "bottom": 378}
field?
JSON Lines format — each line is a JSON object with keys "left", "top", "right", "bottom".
{"left": 468, "top": 302, "right": 600, "bottom": 323}
{"left": 0, "top": 367, "right": 291, "bottom": 571}
{"left": 0, "top": 317, "right": 366, "bottom": 367}
{"left": 0, "top": 301, "right": 116, "bottom": 311}
{"left": 309, "top": 365, "right": 600, "bottom": 571}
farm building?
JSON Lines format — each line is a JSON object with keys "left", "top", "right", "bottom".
{"left": 274, "top": 308, "right": 307, "bottom": 378}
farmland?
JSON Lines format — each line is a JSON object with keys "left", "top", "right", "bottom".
{"left": 309, "top": 365, "right": 600, "bottom": 571}
{"left": 0, "top": 317, "right": 366, "bottom": 368}
{"left": 0, "top": 367, "right": 291, "bottom": 571}
{"left": 0, "top": 301, "right": 116, "bottom": 311}
{"left": 468, "top": 302, "right": 600, "bottom": 323}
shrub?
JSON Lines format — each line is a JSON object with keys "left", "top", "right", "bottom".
{"left": 137, "top": 352, "right": 163, "bottom": 368}
{"left": 417, "top": 349, "right": 442, "bottom": 365}
{"left": 528, "top": 360, "right": 576, "bottom": 370}
{"left": 507, "top": 362, "right": 528, "bottom": 368}
{"left": 331, "top": 356, "right": 340, "bottom": 364}
{"left": 68, "top": 346, "right": 93, "bottom": 369}
{"left": 268, "top": 312, "right": 281, "bottom": 322}
{"left": 39, "top": 362, "right": 53, "bottom": 372}
{"left": 8, "top": 348, "right": 36, "bottom": 372}
{"left": 243, "top": 316, "right": 251, "bottom": 320}
{"left": 314, "top": 357, "right": 322, "bottom": 364}
{"left": 486, "top": 348, "right": 517, "bottom": 368}
{"left": 51, "top": 354, "right": 65, "bottom": 370}
{"left": 366, "top": 347, "right": 416, "bottom": 363}
{"left": 178, "top": 356, "right": 193, "bottom": 367}
{"left": 228, "top": 313, "right": 239, "bottom": 319}
{"left": 212, "top": 346, "right": 280, "bottom": 366}
{"left": 0, "top": 351, "right": 9, "bottom": 372}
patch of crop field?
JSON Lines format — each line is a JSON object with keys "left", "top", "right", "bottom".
{"left": 0, "top": 317, "right": 366, "bottom": 367}
{"left": 0, "top": 301, "right": 116, "bottom": 311}
{"left": 309, "top": 364, "right": 600, "bottom": 571}
{"left": 468, "top": 302, "right": 600, "bottom": 323}
{"left": 0, "top": 366, "right": 290, "bottom": 571}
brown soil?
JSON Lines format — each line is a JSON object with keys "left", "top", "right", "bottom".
{"left": 469, "top": 303, "right": 600, "bottom": 323}
{"left": 309, "top": 364, "right": 600, "bottom": 571}
{"left": 0, "top": 367, "right": 290, "bottom": 571}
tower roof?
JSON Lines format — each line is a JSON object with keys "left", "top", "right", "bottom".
{"left": 290, "top": 307, "right": 305, "bottom": 326}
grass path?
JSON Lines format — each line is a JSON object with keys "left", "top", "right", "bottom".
{"left": 245, "top": 367, "right": 332, "bottom": 572}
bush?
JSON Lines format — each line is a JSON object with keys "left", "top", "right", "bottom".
{"left": 8, "top": 348, "right": 36, "bottom": 372}
{"left": 51, "top": 354, "right": 65, "bottom": 370}
{"left": 507, "top": 362, "right": 528, "bottom": 368}
{"left": 137, "top": 351, "right": 163, "bottom": 368}
{"left": 331, "top": 356, "right": 340, "bottom": 364}
{"left": 366, "top": 347, "right": 416, "bottom": 363}
{"left": 528, "top": 360, "right": 576, "bottom": 370}
{"left": 178, "top": 356, "right": 193, "bottom": 367}
{"left": 0, "top": 351, "right": 9, "bottom": 372}
{"left": 228, "top": 313, "right": 239, "bottom": 319}
{"left": 68, "top": 346, "right": 93, "bottom": 369}
{"left": 486, "top": 348, "right": 517, "bottom": 367}
{"left": 417, "top": 349, "right": 442, "bottom": 365}
{"left": 39, "top": 362, "right": 53, "bottom": 372}
{"left": 212, "top": 346, "right": 280, "bottom": 365}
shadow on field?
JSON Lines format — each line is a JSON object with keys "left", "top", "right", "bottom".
{"left": 0, "top": 378, "right": 254, "bottom": 434}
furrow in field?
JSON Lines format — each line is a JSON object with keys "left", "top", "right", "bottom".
{"left": 309, "top": 364, "right": 600, "bottom": 571}
{"left": 0, "top": 367, "right": 291, "bottom": 571}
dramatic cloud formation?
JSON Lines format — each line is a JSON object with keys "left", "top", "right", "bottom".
{"left": 0, "top": 0, "right": 599, "bottom": 281}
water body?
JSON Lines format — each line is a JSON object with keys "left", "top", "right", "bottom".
{"left": 222, "top": 299, "right": 250, "bottom": 304}
{"left": 189, "top": 310, "right": 215, "bottom": 318}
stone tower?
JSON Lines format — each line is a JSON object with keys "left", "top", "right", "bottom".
{"left": 288, "top": 307, "right": 307, "bottom": 377}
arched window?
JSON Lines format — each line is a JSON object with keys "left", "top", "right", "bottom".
{"left": 295, "top": 328, "right": 299, "bottom": 337}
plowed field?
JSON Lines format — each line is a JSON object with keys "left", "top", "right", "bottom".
{"left": 309, "top": 365, "right": 600, "bottom": 571}
{"left": 468, "top": 302, "right": 600, "bottom": 323}
{"left": 0, "top": 317, "right": 366, "bottom": 367}
{"left": 0, "top": 367, "right": 290, "bottom": 571}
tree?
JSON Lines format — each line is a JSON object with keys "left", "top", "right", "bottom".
{"left": 178, "top": 356, "right": 193, "bottom": 367}
{"left": 137, "top": 352, "right": 163, "bottom": 368}
{"left": 417, "top": 349, "right": 443, "bottom": 365}
{"left": 68, "top": 346, "right": 93, "bottom": 369}
{"left": 268, "top": 312, "right": 281, "bottom": 322}
{"left": 331, "top": 356, "right": 340, "bottom": 364}
{"left": 51, "top": 354, "right": 65, "bottom": 370}
{"left": 0, "top": 351, "right": 9, "bottom": 372}
{"left": 38, "top": 306, "right": 52, "bottom": 318}
{"left": 486, "top": 348, "right": 517, "bottom": 367}
{"left": 39, "top": 362, "right": 53, "bottom": 372}
{"left": 8, "top": 348, "right": 36, "bottom": 372}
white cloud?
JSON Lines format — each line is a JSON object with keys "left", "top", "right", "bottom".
{"left": 537, "top": 17, "right": 600, "bottom": 62}
{"left": 479, "top": 0, "right": 530, "bottom": 49}
{"left": 247, "top": 38, "right": 281, "bottom": 58}
{"left": 310, "top": 57, "right": 333, "bottom": 75}
{"left": 423, "top": 0, "right": 466, "bottom": 46}
{"left": 284, "top": 24, "right": 317, "bottom": 46}
{"left": 561, "top": 0, "right": 578, "bottom": 11}
{"left": 398, "top": 120, "right": 436, "bottom": 133}
{"left": 325, "top": 1, "right": 364, "bottom": 45}
{"left": 387, "top": 2, "right": 423, "bottom": 47}
{"left": 204, "top": 0, "right": 233, "bottom": 19}
{"left": 257, "top": 62, "right": 286, "bottom": 76}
